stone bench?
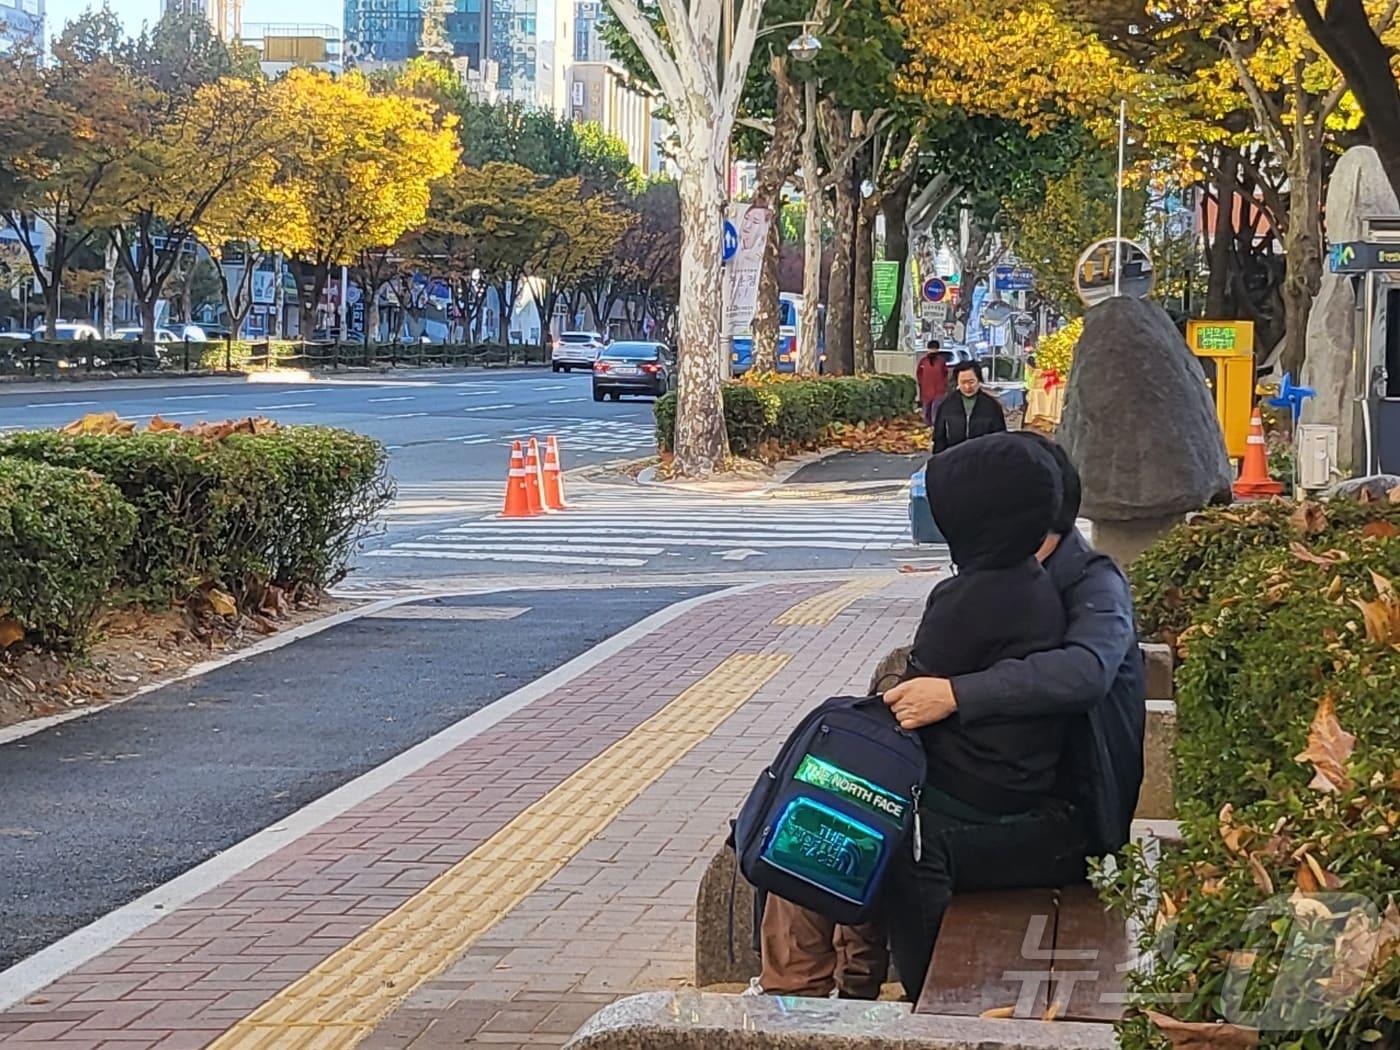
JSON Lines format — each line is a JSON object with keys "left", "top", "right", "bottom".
{"left": 563, "top": 990, "right": 1119, "bottom": 1050}
{"left": 695, "top": 642, "right": 1176, "bottom": 987}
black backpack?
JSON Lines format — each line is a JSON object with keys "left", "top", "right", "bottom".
{"left": 732, "top": 694, "right": 927, "bottom": 926}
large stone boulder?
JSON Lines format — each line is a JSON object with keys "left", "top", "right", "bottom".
{"left": 1302, "top": 145, "right": 1399, "bottom": 472}
{"left": 1060, "top": 297, "right": 1233, "bottom": 525}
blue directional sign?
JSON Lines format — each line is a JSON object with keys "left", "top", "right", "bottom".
{"left": 723, "top": 220, "right": 739, "bottom": 262}
{"left": 922, "top": 277, "right": 947, "bottom": 303}
{"left": 995, "top": 265, "right": 1035, "bottom": 292}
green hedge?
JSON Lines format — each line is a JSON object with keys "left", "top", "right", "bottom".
{"left": 654, "top": 374, "right": 917, "bottom": 457}
{"left": 1107, "top": 504, "right": 1400, "bottom": 1049}
{"left": 0, "top": 458, "right": 137, "bottom": 648}
{"left": 0, "top": 427, "right": 393, "bottom": 604}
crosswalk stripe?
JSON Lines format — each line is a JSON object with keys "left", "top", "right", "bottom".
{"left": 365, "top": 549, "right": 648, "bottom": 567}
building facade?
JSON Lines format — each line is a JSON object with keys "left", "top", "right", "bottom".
{"left": 161, "top": 0, "right": 240, "bottom": 40}
{"left": 487, "top": 0, "right": 536, "bottom": 102}
{"left": 569, "top": 60, "right": 655, "bottom": 175}
{"left": 241, "top": 22, "right": 342, "bottom": 75}
{"left": 343, "top": 0, "right": 490, "bottom": 71}
{"left": 0, "top": 0, "right": 41, "bottom": 49}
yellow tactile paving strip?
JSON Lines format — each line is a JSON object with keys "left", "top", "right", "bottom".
{"left": 207, "top": 651, "right": 791, "bottom": 1050}
{"left": 772, "top": 577, "right": 889, "bottom": 626}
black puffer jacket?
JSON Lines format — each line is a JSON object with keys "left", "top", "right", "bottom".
{"left": 907, "top": 434, "right": 1071, "bottom": 814}
{"left": 931, "top": 389, "right": 1007, "bottom": 454}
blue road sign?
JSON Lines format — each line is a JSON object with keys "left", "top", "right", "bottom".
{"left": 723, "top": 221, "right": 739, "bottom": 262}
{"left": 922, "top": 277, "right": 947, "bottom": 303}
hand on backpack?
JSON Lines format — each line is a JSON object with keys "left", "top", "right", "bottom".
{"left": 884, "top": 677, "right": 957, "bottom": 730}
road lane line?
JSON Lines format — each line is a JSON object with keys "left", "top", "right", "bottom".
{"left": 532, "top": 384, "right": 567, "bottom": 391}
{"left": 161, "top": 394, "right": 231, "bottom": 402}
{"left": 391, "top": 541, "right": 666, "bottom": 556}
{"left": 368, "top": 396, "right": 415, "bottom": 403}
{"left": 444, "top": 433, "right": 488, "bottom": 442}
{"left": 377, "top": 412, "right": 427, "bottom": 419}
{"left": 253, "top": 402, "right": 316, "bottom": 410}
{"left": 367, "top": 549, "right": 648, "bottom": 567}
{"left": 548, "top": 397, "right": 587, "bottom": 404}
{"left": 455, "top": 390, "right": 502, "bottom": 397}
{"left": 24, "top": 400, "right": 96, "bottom": 408}
{"left": 462, "top": 403, "right": 515, "bottom": 412}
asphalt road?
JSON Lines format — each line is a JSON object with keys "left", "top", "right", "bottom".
{"left": 0, "top": 367, "right": 658, "bottom": 488}
{"left": 0, "top": 586, "right": 709, "bottom": 970}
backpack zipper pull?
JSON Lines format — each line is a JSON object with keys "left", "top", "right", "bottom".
{"left": 911, "top": 785, "right": 923, "bottom": 863}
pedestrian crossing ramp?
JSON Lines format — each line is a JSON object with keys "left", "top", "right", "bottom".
{"left": 364, "top": 489, "right": 926, "bottom": 570}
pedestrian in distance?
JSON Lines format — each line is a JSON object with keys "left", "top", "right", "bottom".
{"left": 930, "top": 360, "right": 1006, "bottom": 454}
{"left": 916, "top": 340, "right": 949, "bottom": 427}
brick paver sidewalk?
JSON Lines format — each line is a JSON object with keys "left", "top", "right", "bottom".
{"left": 0, "top": 575, "right": 926, "bottom": 1049}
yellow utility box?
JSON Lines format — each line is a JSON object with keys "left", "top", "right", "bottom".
{"left": 1186, "top": 320, "right": 1255, "bottom": 459}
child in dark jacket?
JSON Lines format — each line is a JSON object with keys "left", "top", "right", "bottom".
{"left": 906, "top": 433, "right": 1069, "bottom": 815}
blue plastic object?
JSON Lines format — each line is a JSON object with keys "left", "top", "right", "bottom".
{"left": 1267, "top": 372, "right": 1316, "bottom": 425}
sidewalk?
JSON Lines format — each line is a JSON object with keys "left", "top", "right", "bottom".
{"left": 0, "top": 575, "right": 927, "bottom": 1049}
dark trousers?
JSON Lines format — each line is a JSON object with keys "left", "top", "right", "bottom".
{"left": 884, "top": 799, "right": 1089, "bottom": 1001}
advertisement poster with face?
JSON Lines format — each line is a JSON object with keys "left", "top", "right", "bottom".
{"left": 724, "top": 205, "right": 771, "bottom": 337}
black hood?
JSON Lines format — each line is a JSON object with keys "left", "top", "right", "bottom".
{"left": 927, "top": 433, "right": 1062, "bottom": 570}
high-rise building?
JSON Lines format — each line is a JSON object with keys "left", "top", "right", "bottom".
{"left": 535, "top": 0, "right": 571, "bottom": 116}
{"left": 572, "top": 0, "right": 606, "bottom": 62}
{"left": 569, "top": 61, "right": 656, "bottom": 175}
{"left": 343, "top": 0, "right": 490, "bottom": 70}
{"left": 487, "top": 0, "right": 536, "bottom": 102}
{"left": 0, "top": 0, "right": 42, "bottom": 49}
{"left": 161, "top": 0, "right": 241, "bottom": 41}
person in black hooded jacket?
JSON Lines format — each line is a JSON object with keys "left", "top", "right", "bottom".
{"left": 882, "top": 433, "right": 1090, "bottom": 999}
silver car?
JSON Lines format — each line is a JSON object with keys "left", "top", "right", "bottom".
{"left": 551, "top": 331, "right": 606, "bottom": 372}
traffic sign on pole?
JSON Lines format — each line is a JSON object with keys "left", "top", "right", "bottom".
{"left": 922, "top": 277, "right": 947, "bottom": 303}
{"left": 722, "top": 221, "right": 739, "bottom": 262}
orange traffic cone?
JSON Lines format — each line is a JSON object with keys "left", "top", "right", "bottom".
{"left": 543, "top": 435, "right": 569, "bottom": 510}
{"left": 1233, "top": 407, "right": 1284, "bottom": 499}
{"left": 501, "top": 441, "right": 537, "bottom": 518}
{"left": 523, "top": 438, "right": 544, "bottom": 515}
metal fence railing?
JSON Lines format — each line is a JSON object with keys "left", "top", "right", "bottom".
{"left": 0, "top": 339, "right": 549, "bottom": 379}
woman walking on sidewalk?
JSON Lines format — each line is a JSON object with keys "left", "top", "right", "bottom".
{"left": 930, "top": 360, "right": 1006, "bottom": 454}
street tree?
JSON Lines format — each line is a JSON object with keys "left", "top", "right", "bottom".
{"left": 0, "top": 14, "right": 147, "bottom": 337}
{"left": 606, "top": 0, "right": 768, "bottom": 475}
{"left": 271, "top": 69, "right": 459, "bottom": 338}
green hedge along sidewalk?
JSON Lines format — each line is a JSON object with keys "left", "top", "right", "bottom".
{"left": 0, "top": 423, "right": 394, "bottom": 651}
{"left": 655, "top": 373, "right": 918, "bottom": 459}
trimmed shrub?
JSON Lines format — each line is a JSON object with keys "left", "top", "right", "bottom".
{"left": 1106, "top": 502, "right": 1400, "bottom": 1049}
{"left": 655, "top": 374, "right": 914, "bottom": 457}
{"left": 0, "top": 427, "right": 393, "bottom": 603}
{"left": 0, "top": 458, "right": 137, "bottom": 647}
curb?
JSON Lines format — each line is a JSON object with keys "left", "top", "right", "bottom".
{"left": 587, "top": 449, "right": 843, "bottom": 498}
{"left": 0, "top": 582, "right": 761, "bottom": 1013}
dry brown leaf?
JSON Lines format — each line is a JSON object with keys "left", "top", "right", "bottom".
{"left": 1297, "top": 851, "right": 1343, "bottom": 891}
{"left": 1390, "top": 484, "right": 1400, "bottom": 503}
{"left": 1327, "top": 908, "right": 1377, "bottom": 1001}
{"left": 1042, "top": 999, "right": 1063, "bottom": 1021}
{"left": 251, "top": 416, "right": 278, "bottom": 435}
{"left": 1295, "top": 694, "right": 1357, "bottom": 794}
{"left": 1325, "top": 575, "right": 1344, "bottom": 600}
{"left": 1144, "top": 1010, "right": 1260, "bottom": 1049}
{"left": 1290, "top": 501, "right": 1328, "bottom": 536}
{"left": 146, "top": 415, "right": 182, "bottom": 433}
{"left": 1219, "top": 803, "right": 1246, "bottom": 854}
{"left": 1247, "top": 854, "right": 1273, "bottom": 895}
{"left": 60, "top": 412, "right": 135, "bottom": 436}
{"left": 1371, "top": 570, "right": 1397, "bottom": 606}
{"left": 205, "top": 588, "right": 237, "bottom": 618}
{"left": 1290, "top": 542, "right": 1339, "bottom": 567}
{"left": 979, "top": 1005, "right": 1016, "bottom": 1019}
{"left": 1363, "top": 521, "right": 1399, "bottom": 540}
{"left": 1351, "top": 597, "right": 1394, "bottom": 645}
{"left": 0, "top": 618, "right": 24, "bottom": 649}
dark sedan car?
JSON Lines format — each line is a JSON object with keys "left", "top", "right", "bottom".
{"left": 592, "top": 341, "right": 675, "bottom": 401}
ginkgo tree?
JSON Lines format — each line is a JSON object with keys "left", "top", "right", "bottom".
{"left": 606, "top": 0, "right": 768, "bottom": 475}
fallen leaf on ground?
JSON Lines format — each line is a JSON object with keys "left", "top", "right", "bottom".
{"left": 60, "top": 412, "right": 135, "bottom": 436}
{"left": 1295, "top": 694, "right": 1356, "bottom": 794}
{"left": 146, "top": 415, "right": 182, "bottom": 433}
{"left": 979, "top": 1005, "right": 1016, "bottom": 1019}
{"left": 1363, "top": 521, "right": 1399, "bottom": 540}
{"left": 204, "top": 589, "right": 237, "bottom": 617}
{"left": 1247, "top": 854, "right": 1273, "bottom": 895}
{"left": 1290, "top": 501, "right": 1328, "bottom": 536}
{"left": 0, "top": 619, "right": 24, "bottom": 649}
{"left": 1144, "top": 1010, "right": 1260, "bottom": 1049}
{"left": 1290, "top": 542, "right": 1340, "bottom": 567}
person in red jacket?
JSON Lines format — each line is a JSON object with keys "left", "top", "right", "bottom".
{"left": 916, "top": 340, "right": 949, "bottom": 426}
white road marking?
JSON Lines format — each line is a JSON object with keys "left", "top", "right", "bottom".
{"left": 161, "top": 394, "right": 230, "bottom": 402}
{"left": 368, "top": 396, "right": 415, "bottom": 403}
{"left": 462, "top": 403, "right": 515, "bottom": 412}
{"left": 548, "top": 397, "right": 588, "bottom": 404}
{"left": 378, "top": 412, "right": 427, "bottom": 419}
{"left": 456, "top": 390, "right": 502, "bottom": 396}
{"left": 533, "top": 384, "right": 567, "bottom": 391}
{"left": 253, "top": 402, "right": 316, "bottom": 410}
{"left": 25, "top": 400, "right": 96, "bottom": 408}
{"left": 367, "top": 548, "right": 647, "bottom": 567}
{"left": 445, "top": 433, "right": 491, "bottom": 443}
{"left": 393, "top": 540, "right": 666, "bottom": 556}
{"left": 142, "top": 410, "right": 208, "bottom": 418}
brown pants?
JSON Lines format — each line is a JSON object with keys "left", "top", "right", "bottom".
{"left": 758, "top": 894, "right": 889, "bottom": 999}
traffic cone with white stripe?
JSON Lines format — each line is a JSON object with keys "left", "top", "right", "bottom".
{"left": 543, "top": 435, "right": 569, "bottom": 510}
{"left": 523, "top": 437, "right": 545, "bottom": 515}
{"left": 501, "top": 441, "right": 537, "bottom": 518}
{"left": 1233, "top": 406, "right": 1284, "bottom": 499}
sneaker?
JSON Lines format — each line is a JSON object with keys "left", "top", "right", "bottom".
{"left": 740, "top": 978, "right": 764, "bottom": 997}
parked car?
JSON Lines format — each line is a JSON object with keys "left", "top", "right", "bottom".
{"left": 552, "top": 331, "right": 607, "bottom": 372}
{"left": 168, "top": 323, "right": 208, "bottom": 342}
{"left": 115, "top": 327, "right": 179, "bottom": 344}
{"left": 35, "top": 322, "right": 100, "bottom": 341}
{"left": 592, "top": 341, "right": 675, "bottom": 401}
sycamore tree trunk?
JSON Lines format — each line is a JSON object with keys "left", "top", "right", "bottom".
{"left": 825, "top": 174, "right": 857, "bottom": 375}
{"left": 748, "top": 55, "right": 801, "bottom": 375}
{"left": 853, "top": 189, "right": 880, "bottom": 373}
{"left": 799, "top": 79, "right": 823, "bottom": 375}
{"left": 880, "top": 181, "right": 911, "bottom": 351}
{"left": 102, "top": 241, "right": 117, "bottom": 338}
{"left": 752, "top": 213, "right": 785, "bottom": 373}
{"left": 672, "top": 128, "right": 730, "bottom": 473}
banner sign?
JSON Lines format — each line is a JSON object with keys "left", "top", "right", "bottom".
{"left": 724, "top": 205, "right": 771, "bottom": 337}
